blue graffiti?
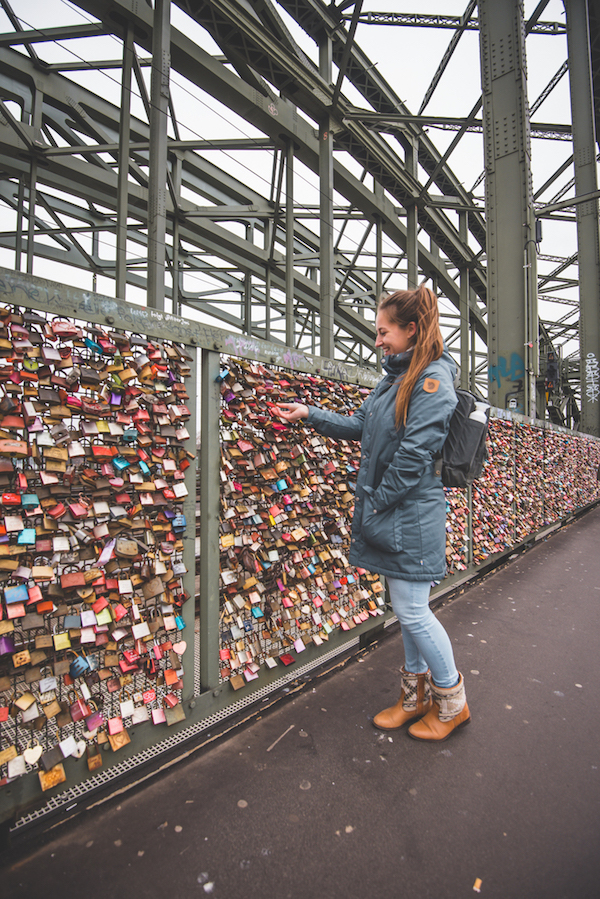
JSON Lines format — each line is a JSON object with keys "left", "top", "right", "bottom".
{"left": 489, "top": 353, "right": 524, "bottom": 388}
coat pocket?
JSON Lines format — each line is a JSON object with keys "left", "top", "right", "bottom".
{"left": 361, "top": 495, "right": 402, "bottom": 554}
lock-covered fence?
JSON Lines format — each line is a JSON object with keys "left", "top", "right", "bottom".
{"left": 213, "top": 359, "right": 600, "bottom": 697}
{"left": 0, "top": 267, "right": 599, "bottom": 836}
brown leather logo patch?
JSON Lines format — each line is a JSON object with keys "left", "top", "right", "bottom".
{"left": 423, "top": 378, "right": 440, "bottom": 393}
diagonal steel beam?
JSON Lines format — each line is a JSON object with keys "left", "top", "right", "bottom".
{"left": 418, "top": 0, "right": 478, "bottom": 114}
{"left": 0, "top": 1, "right": 492, "bottom": 354}
{"left": 0, "top": 23, "right": 109, "bottom": 45}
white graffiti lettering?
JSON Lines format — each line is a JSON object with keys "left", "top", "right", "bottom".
{"left": 585, "top": 352, "right": 599, "bottom": 403}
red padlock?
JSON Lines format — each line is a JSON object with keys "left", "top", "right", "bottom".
{"left": 69, "top": 690, "right": 91, "bottom": 722}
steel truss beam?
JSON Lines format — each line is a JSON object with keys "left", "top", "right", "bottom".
{"left": 1, "top": 0, "right": 488, "bottom": 348}
{"left": 342, "top": 11, "right": 565, "bottom": 35}
{"left": 0, "top": 0, "right": 595, "bottom": 421}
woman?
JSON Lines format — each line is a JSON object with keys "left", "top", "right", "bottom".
{"left": 275, "top": 283, "right": 470, "bottom": 742}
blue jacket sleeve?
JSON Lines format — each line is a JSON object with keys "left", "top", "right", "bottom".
{"left": 306, "top": 393, "right": 373, "bottom": 441}
{"left": 368, "top": 369, "right": 457, "bottom": 511}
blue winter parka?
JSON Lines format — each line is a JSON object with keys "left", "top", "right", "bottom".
{"left": 306, "top": 347, "right": 457, "bottom": 581}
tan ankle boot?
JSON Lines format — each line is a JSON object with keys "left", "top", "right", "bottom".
{"left": 407, "top": 673, "right": 470, "bottom": 742}
{"left": 373, "top": 668, "right": 432, "bottom": 730}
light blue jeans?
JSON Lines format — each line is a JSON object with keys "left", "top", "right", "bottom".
{"left": 387, "top": 577, "right": 459, "bottom": 688}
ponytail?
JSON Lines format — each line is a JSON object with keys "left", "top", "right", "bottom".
{"left": 378, "top": 282, "right": 444, "bottom": 428}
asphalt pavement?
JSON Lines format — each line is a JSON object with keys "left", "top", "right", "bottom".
{"left": 2, "top": 506, "right": 600, "bottom": 899}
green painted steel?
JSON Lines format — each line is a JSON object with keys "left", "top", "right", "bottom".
{"left": 146, "top": 0, "right": 171, "bottom": 312}
{"left": 199, "top": 349, "right": 222, "bottom": 692}
{"left": 565, "top": 0, "right": 600, "bottom": 437}
{"left": 478, "top": 0, "right": 538, "bottom": 417}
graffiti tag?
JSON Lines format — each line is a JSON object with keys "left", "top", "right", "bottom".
{"left": 585, "top": 352, "right": 599, "bottom": 403}
{"left": 488, "top": 352, "right": 525, "bottom": 388}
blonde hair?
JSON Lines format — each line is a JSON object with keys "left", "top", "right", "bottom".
{"left": 378, "top": 282, "right": 444, "bottom": 427}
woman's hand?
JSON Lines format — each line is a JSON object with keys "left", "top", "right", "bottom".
{"left": 274, "top": 402, "right": 309, "bottom": 423}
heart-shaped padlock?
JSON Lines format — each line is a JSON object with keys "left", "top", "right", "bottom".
{"left": 72, "top": 740, "right": 86, "bottom": 759}
{"left": 23, "top": 741, "right": 43, "bottom": 765}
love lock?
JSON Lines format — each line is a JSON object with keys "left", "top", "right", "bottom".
{"left": 23, "top": 741, "right": 43, "bottom": 765}
{"left": 69, "top": 651, "right": 90, "bottom": 678}
{"left": 72, "top": 740, "right": 86, "bottom": 759}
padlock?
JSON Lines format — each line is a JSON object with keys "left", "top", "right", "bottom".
{"left": 84, "top": 700, "right": 104, "bottom": 732}
{"left": 4, "top": 583, "right": 29, "bottom": 605}
{"left": 0, "top": 633, "right": 15, "bottom": 656}
{"left": 113, "top": 455, "right": 130, "bottom": 472}
{"left": 42, "top": 696, "right": 62, "bottom": 720}
{"left": 107, "top": 727, "right": 131, "bottom": 751}
{"left": 86, "top": 741, "right": 103, "bottom": 771}
{"left": 123, "top": 647, "right": 140, "bottom": 665}
{"left": 61, "top": 568, "right": 86, "bottom": 591}
{"left": 39, "top": 743, "right": 65, "bottom": 772}
{"left": 10, "top": 630, "right": 32, "bottom": 668}
{"left": 171, "top": 512, "right": 187, "bottom": 534}
{"left": 119, "top": 688, "right": 135, "bottom": 719}
{"left": 68, "top": 649, "right": 90, "bottom": 678}
{"left": 20, "top": 697, "right": 41, "bottom": 723}
{"left": 164, "top": 700, "right": 186, "bottom": 726}
{"left": 68, "top": 689, "right": 90, "bottom": 722}
{"left": 39, "top": 669, "right": 58, "bottom": 693}
{"left": 115, "top": 537, "right": 138, "bottom": 559}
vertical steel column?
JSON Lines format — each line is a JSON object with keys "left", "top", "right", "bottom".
{"left": 117, "top": 24, "right": 134, "bottom": 301}
{"left": 565, "top": 0, "right": 600, "bottom": 436}
{"left": 26, "top": 159, "right": 37, "bottom": 275}
{"left": 180, "top": 346, "right": 197, "bottom": 702}
{"left": 406, "top": 140, "right": 418, "bottom": 289}
{"left": 375, "top": 218, "right": 383, "bottom": 300}
{"left": 286, "top": 140, "right": 295, "bottom": 348}
{"left": 92, "top": 231, "right": 98, "bottom": 292}
{"left": 479, "top": 0, "right": 537, "bottom": 416}
{"left": 374, "top": 179, "right": 383, "bottom": 302}
{"left": 199, "top": 349, "right": 221, "bottom": 691}
{"left": 264, "top": 219, "right": 272, "bottom": 341}
{"left": 459, "top": 212, "right": 470, "bottom": 389}
{"left": 470, "top": 322, "right": 477, "bottom": 394}
{"left": 172, "top": 154, "right": 182, "bottom": 316}
{"left": 244, "top": 223, "right": 253, "bottom": 335}
{"left": 26, "top": 83, "right": 43, "bottom": 276}
{"left": 319, "top": 35, "right": 335, "bottom": 358}
{"left": 147, "top": 0, "right": 170, "bottom": 311}
{"left": 15, "top": 180, "right": 24, "bottom": 271}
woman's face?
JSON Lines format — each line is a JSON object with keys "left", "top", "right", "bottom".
{"left": 375, "top": 310, "right": 416, "bottom": 356}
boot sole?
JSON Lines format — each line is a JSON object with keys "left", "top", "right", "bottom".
{"left": 408, "top": 715, "right": 471, "bottom": 743}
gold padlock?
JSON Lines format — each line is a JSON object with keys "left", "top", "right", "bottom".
{"left": 0, "top": 745, "right": 18, "bottom": 766}
{"left": 42, "top": 697, "right": 62, "bottom": 719}
{"left": 107, "top": 729, "right": 131, "bottom": 752}
{"left": 86, "top": 742, "right": 103, "bottom": 772}
{"left": 35, "top": 633, "right": 54, "bottom": 649}
{"left": 12, "top": 649, "right": 31, "bottom": 668}
{"left": 38, "top": 763, "right": 66, "bottom": 792}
